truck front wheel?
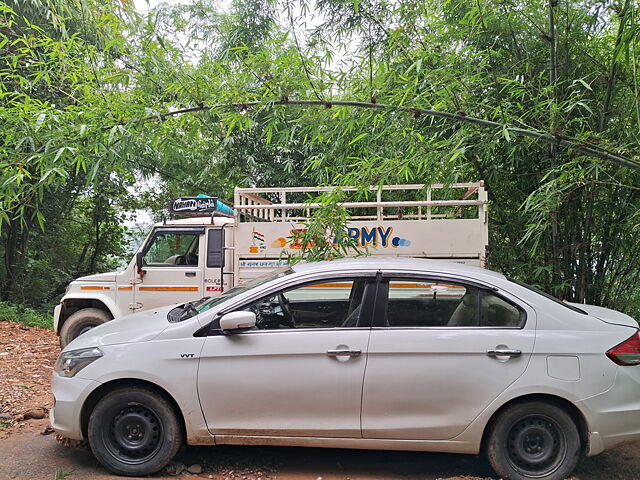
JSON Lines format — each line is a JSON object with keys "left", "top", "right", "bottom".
{"left": 59, "top": 308, "right": 112, "bottom": 348}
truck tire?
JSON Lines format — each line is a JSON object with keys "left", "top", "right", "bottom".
{"left": 59, "top": 308, "right": 111, "bottom": 348}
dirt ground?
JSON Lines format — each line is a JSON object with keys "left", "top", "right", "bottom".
{"left": 1, "top": 320, "right": 639, "bottom": 480}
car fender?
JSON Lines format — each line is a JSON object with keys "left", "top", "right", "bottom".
{"left": 449, "top": 375, "right": 613, "bottom": 453}
{"left": 78, "top": 338, "right": 210, "bottom": 446}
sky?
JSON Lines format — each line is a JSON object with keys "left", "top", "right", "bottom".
{"left": 132, "top": 0, "right": 162, "bottom": 13}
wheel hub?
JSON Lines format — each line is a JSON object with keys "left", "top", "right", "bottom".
{"left": 105, "top": 404, "right": 162, "bottom": 464}
{"left": 506, "top": 415, "right": 565, "bottom": 477}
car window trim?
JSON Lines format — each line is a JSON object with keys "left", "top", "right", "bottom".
{"left": 379, "top": 273, "right": 499, "bottom": 292}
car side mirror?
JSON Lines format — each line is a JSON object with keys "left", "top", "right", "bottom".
{"left": 219, "top": 311, "right": 256, "bottom": 333}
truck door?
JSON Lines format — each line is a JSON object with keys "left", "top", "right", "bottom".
{"left": 134, "top": 227, "right": 205, "bottom": 311}
{"left": 203, "top": 228, "right": 227, "bottom": 296}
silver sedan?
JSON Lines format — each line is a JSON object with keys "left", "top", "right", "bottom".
{"left": 51, "top": 258, "right": 640, "bottom": 480}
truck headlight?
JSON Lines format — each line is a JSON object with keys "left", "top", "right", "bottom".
{"left": 54, "top": 347, "right": 103, "bottom": 378}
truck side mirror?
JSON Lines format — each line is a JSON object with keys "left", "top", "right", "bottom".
{"left": 136, "top": 252, "right": 146, "bottom": 278}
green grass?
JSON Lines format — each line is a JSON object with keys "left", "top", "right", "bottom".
{"left": 0, "top": 421, "right": 12, "bottom": 429}
{"left": 54, "top": 470, "right": 72, "bottom": 480}
{"left": 0, "top": 302, "right": 53, "bottom": 329}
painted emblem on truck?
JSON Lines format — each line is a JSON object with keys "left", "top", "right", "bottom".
{"left": 266, "top": 225, "right": 411, "bottom": 252}
{"left": 249, "top": 228, "right": 266, "bottom": 253}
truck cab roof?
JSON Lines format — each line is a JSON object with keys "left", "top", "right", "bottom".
{"left": 152, "top": 216, "right": 235, "bottom": 227}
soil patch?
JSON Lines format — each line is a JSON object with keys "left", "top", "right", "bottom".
{"left": 0, "top": 321, "right": 58, "bottom": 437}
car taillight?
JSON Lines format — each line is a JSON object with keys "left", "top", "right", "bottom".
{"left": 607, "top": 331, "right": 640, "bottom": 366}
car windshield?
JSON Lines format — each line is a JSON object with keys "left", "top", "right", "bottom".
{"left": 174, "top": 267, "right": 294, "bottom": 322}
{"left": 508, "top": 277, "right": 587, "bottom": 315}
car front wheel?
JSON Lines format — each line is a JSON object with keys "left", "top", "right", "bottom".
{"left": 485, "top": 401, "right": 581, "bottom": 480}
{"left": 88, "top": 387, "right": 183, "bottom": 476}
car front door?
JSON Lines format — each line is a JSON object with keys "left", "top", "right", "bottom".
{"left": 197, "top": 275, "right": 376, "bottom": 438}
{"left": 134, "top": 227, "right": 205, "bottom": 311}
{"left": 361, "top": 275, "right": 536, "bottom": 440}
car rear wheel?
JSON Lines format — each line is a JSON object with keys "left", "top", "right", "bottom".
{"left": 485, "top": 401, "right": 581, "bottom": 480}
{"left": 88, "top": 387, "right": 183, "bottom": 476}
{"left": 59, "top": 308, "right": 111, "bottom": 348}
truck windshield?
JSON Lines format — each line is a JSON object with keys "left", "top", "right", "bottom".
{"left": 175, "top": 267, "right": 294, "bottom": 322}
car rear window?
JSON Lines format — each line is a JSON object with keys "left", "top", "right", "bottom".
{"left": 508, "top": 278, "right": 587, "bottom": 315}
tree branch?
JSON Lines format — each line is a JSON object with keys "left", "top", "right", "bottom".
{"left": 123, "top": 99, "right": 640, "bottom": 171}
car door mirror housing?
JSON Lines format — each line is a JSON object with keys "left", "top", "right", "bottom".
{"left": 219, "top": 311, "right": 256, "bottom": 333}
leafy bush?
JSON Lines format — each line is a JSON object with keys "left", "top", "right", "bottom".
{"left": 0, "top": 302, "right": 52, "bottom": 329}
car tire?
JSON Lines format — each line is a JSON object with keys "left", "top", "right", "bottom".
{"left": 59, "top": 308, "right": 111, "bottom": 348}
{"left": 485, "top": 401, "right": 581, "bottom": 480}
{"left": 88, "top": 386, "right": 183, "bottom": 477}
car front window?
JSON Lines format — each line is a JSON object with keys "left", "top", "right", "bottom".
{"left": 240, "top": 278, "right": 370, "bottom": 330}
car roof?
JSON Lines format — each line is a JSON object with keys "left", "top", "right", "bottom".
{"left": 289, "top": 257, "right": 507, "bottom": 281}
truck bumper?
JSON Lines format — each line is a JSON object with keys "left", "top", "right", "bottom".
{"left": 53, "top": 304, "right": 62, "bottom": 334}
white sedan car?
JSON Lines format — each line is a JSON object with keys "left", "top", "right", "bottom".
{"left": 51, "top": 258, "right": 640, "bottom": 480}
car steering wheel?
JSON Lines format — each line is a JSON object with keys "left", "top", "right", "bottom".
{"left": 278, "top": 293, "right": 295, "bottom": 326}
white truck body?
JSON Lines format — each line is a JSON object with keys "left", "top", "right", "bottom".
{"left": 54, "top": 183, "right": 488, "bottom": 342}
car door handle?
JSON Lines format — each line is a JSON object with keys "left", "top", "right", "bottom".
{"left": 185, "top": 272, "right": 196, "bottom": 277}
{"left": 327, "top": 349, "right": 362, "bottom": 357}
{"left": 487, "top": 349, "right": 522, "bottom": 358}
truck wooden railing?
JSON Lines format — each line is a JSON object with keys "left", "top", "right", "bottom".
{"left": 231, "top": 183, "right": 489, "bottom": 282}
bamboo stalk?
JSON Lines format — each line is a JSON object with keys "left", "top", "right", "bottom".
{"left": 122, "top": 99, "right": 640, "bottom": 170}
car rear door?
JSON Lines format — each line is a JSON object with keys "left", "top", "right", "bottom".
{"left": 361, "top": 274, "right": 536, "bottom": 440}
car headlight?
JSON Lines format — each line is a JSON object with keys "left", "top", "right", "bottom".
{"left": 54, "top": 347, "right": 103, "bottom": 378}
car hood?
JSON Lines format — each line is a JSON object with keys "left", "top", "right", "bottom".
{"left": 570, "top": 303, "right": 639, "bottom": 329}
{"left": 75, "top": 271, "right": 118, "bottom": 282}
{"left": 63, "top": 305, "right": 175, "bottom": 351}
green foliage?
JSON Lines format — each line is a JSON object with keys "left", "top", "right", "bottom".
{"left": 53, "top": 470, "right": 73, "bottom": 480}
{"left": 285, "top": 190, "right": 363, "bottom": 264}
{"left": 1, "top": 0, "right": 640, "bottom": 319}
{"left": 0, "top": 301, "right": 52, "bottom": 328}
